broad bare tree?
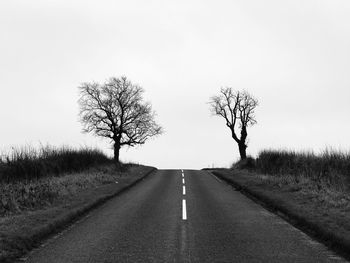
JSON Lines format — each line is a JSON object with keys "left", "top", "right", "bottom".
{"left": 209, "top": 88, "right": 258, "bottom": 160}
{"left": 78, "top": 76, "right": 162, "bottom": 164}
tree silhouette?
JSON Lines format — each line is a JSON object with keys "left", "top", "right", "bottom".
{"left": 209, "top": 88, "right": 258, "bottom": 160}
{"left": 78, "top": 76, "right": 162, "bottom": 164}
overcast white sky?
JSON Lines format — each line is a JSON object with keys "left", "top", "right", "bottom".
{"left": 1, "top": 0, "right": 350, "bottom": 169}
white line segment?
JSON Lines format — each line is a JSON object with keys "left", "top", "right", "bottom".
{"left": 212, "top": 174, "right": 222, "bottom": 183}
{"left": 182, "top": 199, "right": 187, "bottom": 220}
{"left": 183, "top": 185, "right": 186, "bottom": 195}
{"left": 182, "top": 178, "right": 185, "bottom": 184}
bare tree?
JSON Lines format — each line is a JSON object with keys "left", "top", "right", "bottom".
{"left": 78, "top": 76, "right": 163, "bottom": 164}
{"left": 209, "top": 88, "right": 258, "bottom": 160}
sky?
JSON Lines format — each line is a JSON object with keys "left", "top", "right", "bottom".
{"left": 1, "top": 0, "right": 350, "bottom": 169}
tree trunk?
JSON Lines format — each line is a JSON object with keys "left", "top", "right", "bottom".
{"left": 113, "top": 142, "right": 120, "bottom": 164}
{"left": 238, "top": 142, "right": 247, "bottom": 160}
{"left": 238, "top": 125, "right": 248, "bottom": 160}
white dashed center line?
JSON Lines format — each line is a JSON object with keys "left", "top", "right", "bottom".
{"left": 182, "top": 199, "right": 187, "bottom": 220}
{"left": 182, "top": 170, "right": 187, "bottom": 220}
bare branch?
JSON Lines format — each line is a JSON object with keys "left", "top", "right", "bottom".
{"left": 209, "top": 88, "right": 258, "bottom": 160}
{"left": 78, "top": 76, "right": 163, "bottom": 162}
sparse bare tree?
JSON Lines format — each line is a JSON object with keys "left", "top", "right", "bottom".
{"left": 209, "top": 88, "right": 258, "bottom": 160}
{"left": 78, "top": 76, "right": 163, "bottom": 164}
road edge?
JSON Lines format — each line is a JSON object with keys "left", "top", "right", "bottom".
{"left": 2, "top": 167, "right": 157, "bottom": 263}
{"left": 209, "top": 169, "right": 350, "bottom": 261}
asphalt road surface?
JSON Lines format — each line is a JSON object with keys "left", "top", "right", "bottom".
{"left": 21, "top": 170, "right": 347, "bottom": 263}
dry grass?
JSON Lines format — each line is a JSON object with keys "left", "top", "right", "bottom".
{"left": 0, "top": 145, "right": 110, "bottom": 182}
{"left": 253, "top": 171, "right": 350, "bottom": 210}
{"left": 251, "top": 148, "right": 350, "bottom": 211}
{"left": 0, "top": 164, "right": 135, "bottom": 217}
{"left": 256, "top": 149, "right": 350, "bottom": 190}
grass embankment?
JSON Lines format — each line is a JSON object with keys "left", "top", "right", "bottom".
{"left": 0, "top": 145, "right": 110, "bottom": 182}
{"left": 256, "top": 149, "right": 350, "bottom": 190}
{"left": 0, "top": 145, "right": 156, "bottom": 262}
{"left": 211, "top": 149, "right": 350, "bottom": 260}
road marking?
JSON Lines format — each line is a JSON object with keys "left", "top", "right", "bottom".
{"left": 182, "top": 173, "right": 184, "bottom": 178}
{"left": 182, "top": 199, "right": 187, "bottom": 220}
{"left": 212, "top": 174, "right": 222, "bottom": 183}
{"left": 182, "top": 178, "right": 185, "bottom": 184}
{"left": 183, "top": 185, "right": 186, "bottom": 195}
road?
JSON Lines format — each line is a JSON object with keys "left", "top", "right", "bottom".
{"left": 21, "top": 170, "right": 347, "bottom": 262}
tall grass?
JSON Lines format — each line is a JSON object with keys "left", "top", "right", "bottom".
{"left": 0, "top": 145, "right": 111, "bottom": 182}
{"left": 256, "top": 149, "right": 350, "bottom": 189}
{"left": 0, "top": 165, "right": 119, "bottom": 216}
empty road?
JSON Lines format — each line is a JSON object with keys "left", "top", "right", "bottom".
{"left": 21, "top": 170, "right": 347, "bottom": 262}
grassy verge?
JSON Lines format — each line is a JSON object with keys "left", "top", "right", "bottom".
{"left": 210, "top": 168, "right": 350, "bottom": 260}
{"left": 0, "top": 164, "right": 156, "bottom": 262}
{"left": 0, "top": 145, "right": 110, "bottom": 182}
{"left": 255, "top": 149, "right": 350, "bottom": 190}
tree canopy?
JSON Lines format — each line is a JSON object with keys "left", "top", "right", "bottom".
{"left": 78, "top": 76, "right": 162, "bottom": 163}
